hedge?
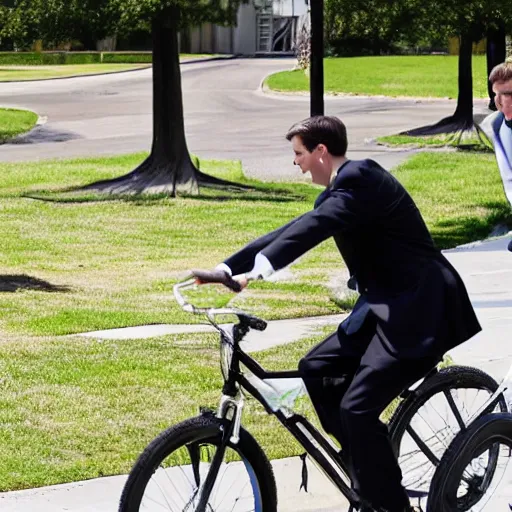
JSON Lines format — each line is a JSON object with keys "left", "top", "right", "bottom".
{"left": 0, "top": 52, "right": 153, "bottom": 65}
{"left": 101, "top": 52, "right": 152, "bottom": 64}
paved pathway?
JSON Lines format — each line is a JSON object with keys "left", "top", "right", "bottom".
{"left": 0, "top": 58, "right": 491, "bottom": 181}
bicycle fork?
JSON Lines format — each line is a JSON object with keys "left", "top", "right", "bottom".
{"left": 217, "top": 393, "right": 244, "bottom": 444}
{"left": 194, "top": 394, "right": 243, "bottom": 512}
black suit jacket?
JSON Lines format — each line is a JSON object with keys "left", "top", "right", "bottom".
{"left": 224, "top": 159, "right": 481, "bottom": 357}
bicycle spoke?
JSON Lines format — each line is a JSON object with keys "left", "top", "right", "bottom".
{"left": 443, "top": 389, "right": 466, "bottom": 431}
{"left": 405, "top": 425, "right": 440, "bottom": 466}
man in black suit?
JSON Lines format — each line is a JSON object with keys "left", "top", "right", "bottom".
{"left": 211, "top": 116, "right": 481, "bottom": 512}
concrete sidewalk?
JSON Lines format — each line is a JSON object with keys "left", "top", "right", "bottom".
{"left": 1, "top": 235, "right": 512, "bottom": 511}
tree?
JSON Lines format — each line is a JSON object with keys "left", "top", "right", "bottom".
{"left": 3, "top": 0, "right": 247, "bottom": 195}
{"left": 310, "top": 0, "right": 324, "bottom": 116}
{"left": 1, "top": 0, "right": 121, "bottom": 50}
{"left": 92, "top": 0, "right": 250, "bottom": 195}
{"left": 486, "top": 24, "right": 506, "bottom": 111}
{"left": 403, "top": 2, "right": 512, "bottom": 138}
{"left": 0, "top": 0, "right": 40, "bottom": 50}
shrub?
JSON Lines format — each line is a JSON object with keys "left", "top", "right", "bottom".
{"left": 0, "top": 52, "right": 150, "bottom": 65}
{"left": 64, "top": 53, "right": 102, "bottom": 64}
{"left": 101, "top": 52, "right": 152, "bottom": 64}
{"left": 0, "top": 52, "right": 44, "bottom": 65}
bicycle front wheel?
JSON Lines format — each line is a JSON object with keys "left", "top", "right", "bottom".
{"left": 119, "top": 413, "right": 277, "bottom": 512}
{"left": 427, "top": 412, "right": 512, "bottom": 512}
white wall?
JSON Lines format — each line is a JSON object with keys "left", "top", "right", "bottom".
{"left": 215, "top": 26, "right": 233, "bottom": 54}
{"left": 273, "top": 0, "right": 308, "bottom": 17}
{"left": 234, "top": 3, "right": 257, "bottom": 55}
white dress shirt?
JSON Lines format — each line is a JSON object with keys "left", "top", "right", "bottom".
{"left": 216, "top": 252, "right": 275, "bottom": 281}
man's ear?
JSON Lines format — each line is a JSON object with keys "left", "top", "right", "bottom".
{"left": 317, "top": 143, "right": 327, "bottom": 154}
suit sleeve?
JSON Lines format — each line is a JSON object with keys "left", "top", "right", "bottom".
{"left": 224, "top": 212, "right": 309, "bottom": 275}
{"left": 261, "top": 189, "right": 366, "bottom": 271}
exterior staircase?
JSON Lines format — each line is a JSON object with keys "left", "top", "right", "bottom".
{"left": 256, "top": 1, "right": 274, "bottom": 52}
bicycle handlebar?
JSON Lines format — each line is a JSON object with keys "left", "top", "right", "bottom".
{"left": 192, "top": 269, "right": 243, "bottom": 293}
{"left": 173, "top": 274, "right": 267, "bottom": 332}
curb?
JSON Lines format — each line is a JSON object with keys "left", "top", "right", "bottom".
{"left": 180, "top": 54, "right": 239, "bottom": 66}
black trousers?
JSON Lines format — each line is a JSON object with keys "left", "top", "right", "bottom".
{"left": 298, "top": 312, "right": 441, "bottom": 512}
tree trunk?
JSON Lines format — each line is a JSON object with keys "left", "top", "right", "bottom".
{"left": 486, "top": 25, "right": 506, "bottom": 111}
{"left": 310, "top": 0, "right": 324, "bottom": 116}
{"left": 82, "top": 6, "right": 245, "bottom": 196}
{"left": 402, "top": 33, "right": 475, "bottom": 136}
{"left": 451, "top": 33, "right": 474, "bottom": 127}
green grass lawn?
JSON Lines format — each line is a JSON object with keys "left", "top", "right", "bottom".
{"left": 266, "top": 55, "right": 488, "bottom": 98}
{"left": 0, "top": 150, "right": 508, "bottom": 489}
{"left": 0, "top": 151, "right": 509, "bottom": 338}
{"left": 0, "top": 55, "right": 219, "bottom": 81}
{"left": 377, "top": 132, "right": 493, "bottom": 152}
{"left": 0, "top": 107, "right": 38, "bottom": 141}
{"left": 0, "top": 154, "right": 343, "bottom": 338}
{"left": 0, "top": 329, "right": 329, "bottom": 490}
{"left": 0, "top": 64, "right": 149, "bottom": 81}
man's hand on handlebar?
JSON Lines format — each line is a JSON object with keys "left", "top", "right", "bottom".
{"left": 192, "top": 269, "right": 248, "bottom": 293}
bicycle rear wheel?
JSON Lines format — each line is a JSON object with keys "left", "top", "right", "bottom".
{"left": 389, "top": 366, "right": 507, "bottom": 508}
{"left": 427, "top": 412, "right": 512, "bottom": 512}
{"left": 119, "top": 412, "right": 277, "bottom": 512}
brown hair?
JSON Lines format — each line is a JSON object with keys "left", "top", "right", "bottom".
{"left": 286, "top": 116, "right": 348, "bottom": 156}
{"left": 489, "top": 57, "right": 512, "bottom": 84}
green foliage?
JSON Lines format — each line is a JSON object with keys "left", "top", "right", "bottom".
{"left": 0, "top": 51, "right": 45, "bottom": 64}
{"left": 101, "top": 51, "right": 152, "bottom": 63}
{"left": 325, "top": 0, "right": 426, "bottom": 55}
{"left": 325, "top": 0, "right": 512, "bottom": 55}
{"left": 0, "top": 0, "right": 248, "bottom": 50}
{"left": 0, "top": 51, "right": 153, "bottom": 64}
{"left": 434, "top": 1, "right": 512, "bottom": 40}
{"left": 0, "top": 0, "right": 119, "bottom": 49}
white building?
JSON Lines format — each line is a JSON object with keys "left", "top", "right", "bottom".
{"left": 182, "top": 0, "right": 309, "bottom": 55}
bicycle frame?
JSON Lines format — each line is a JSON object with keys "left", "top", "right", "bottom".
{"left": 174, "top": 278, "right": 376, "bottom": 510}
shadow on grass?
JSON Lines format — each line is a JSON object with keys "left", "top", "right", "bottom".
{"left": 0, "top": 274, "right": 71, "bottom": 293}
{"left": 21, "top": 184, "right": 307, "bottom": 204}
{"left": 430, "top": 203, "right": 512, "bottom": 250}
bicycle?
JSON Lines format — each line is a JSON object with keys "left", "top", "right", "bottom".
{"left": 119, "top": 271, "right": 510, "bottom": 512}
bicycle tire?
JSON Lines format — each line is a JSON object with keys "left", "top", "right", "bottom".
{"left": 426, "top": 412, "right": 512, "bottom": 512}
{"left": 119, "top": 412, "right": 277, "bottom": 512}
{"left": 388, "top": 366, "right": 507, "bottom": 504}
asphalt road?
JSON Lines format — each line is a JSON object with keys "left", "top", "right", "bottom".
{"left": 0, "top": 58, "right": 490, "bottom": 180}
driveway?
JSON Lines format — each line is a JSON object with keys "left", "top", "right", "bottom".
{"left": 0, "top": 58, "right": 490, "bottom": 179}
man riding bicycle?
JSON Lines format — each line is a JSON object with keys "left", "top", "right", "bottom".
{"left": 200, "top": 116, "right": 481, "bottom": 512}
